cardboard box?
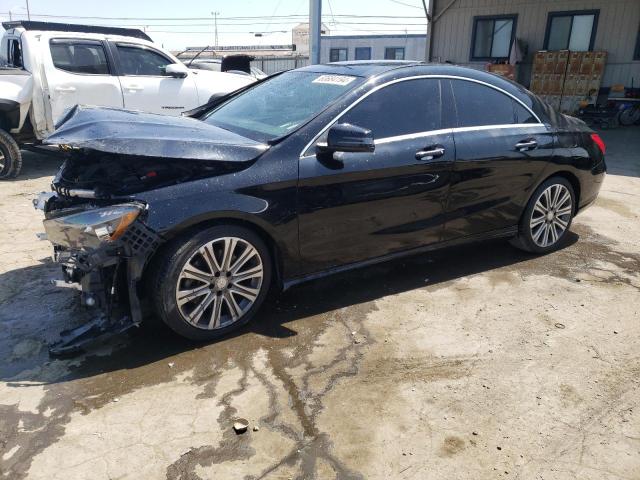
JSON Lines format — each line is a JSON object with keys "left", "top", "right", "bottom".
{"left": 580, "top": 52, "right": 596, "bottom": 75}
{"left": 593, "top": 51, "right": 607, "bottom": 75}
{"left": 567, "top": 51, "right": 584, "bottom": 75}
{"left": 555, "top": 50, "right": 569, "bottom": 74}
{"left": 544, "top": 51, "right": 558, "bottom": 74}
{"left": 530, "top": 73, "right": 544, "bottom": 94}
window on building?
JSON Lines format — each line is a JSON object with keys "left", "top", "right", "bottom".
{"left": 329, "top": 48, "right": 348, "bottom": 62}
{"left": 544, "top": 11, "right": 599, "bottom": 51}
{"left": 384, "top": 47, "right": 405, "bottom": 60}
{"left": 355, "top": 47, "right": 371, "bottom": 60}
{"left": 50, "top": 40, "right": 109, "bottom": 75}
{"left": 450, "top": 79, "right": 517, "bottom": 127}
{"left": 471, "top": 15, "right": 516, "bottom": 60}
{"left": 635, "top": 24, "right": 640, "bottom": 60}
{"left": 339, "top": 79, "right": 441, "bottom": 139}
{"left": 116, "top": 45, "right": 172, "bottom": 76}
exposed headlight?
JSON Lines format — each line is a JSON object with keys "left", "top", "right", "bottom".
{"left": 44, "top": 204, "right": 143, "bottom": 249}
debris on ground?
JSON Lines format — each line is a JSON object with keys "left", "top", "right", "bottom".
{"left": 233, "top": 419, "right": 249, "bottom": 434}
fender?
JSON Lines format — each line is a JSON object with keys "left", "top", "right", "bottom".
{"left": 0, "top": 73, "right": 33, "bottom": 132}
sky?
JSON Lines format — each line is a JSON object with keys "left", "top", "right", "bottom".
{"left": 0, "top": 0, "right": 428, "bottom": 50}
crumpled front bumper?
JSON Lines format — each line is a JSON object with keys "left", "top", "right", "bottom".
{"left": 35, "top": 192, "right": 161, "bottom": 328}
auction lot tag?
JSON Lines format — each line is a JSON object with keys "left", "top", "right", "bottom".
{"left": 313, "top": 75, "right": 357, "bottom": 86}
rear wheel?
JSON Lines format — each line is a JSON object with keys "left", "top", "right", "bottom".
{"left": 618, "top": 105, "right": 640, "bottom": 126}
{"left": 511, "top": 177, "right": 575, "bottom": 254}
{"left": 0, "top": 129, "right": 22, "bottom": 179}
{"left": 151, "top": 225, "right": 272, "bottom": 341}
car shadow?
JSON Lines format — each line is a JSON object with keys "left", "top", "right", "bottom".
{"left": 0, "top": 233, "right": 578, "bottom": 385}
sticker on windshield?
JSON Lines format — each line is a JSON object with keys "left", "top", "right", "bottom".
{"left": 313, "top": 75, "right": 357, "bottom": 86}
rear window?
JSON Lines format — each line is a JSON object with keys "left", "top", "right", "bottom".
{"left": 451, "top": 79, "right": 515, "bottom": 127}
{"left": 50, "top": 41, "right": 109, "bottom": 75}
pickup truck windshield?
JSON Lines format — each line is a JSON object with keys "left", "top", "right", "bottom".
{"left": 203, "top": 71, "right": 363, "bottom": 141}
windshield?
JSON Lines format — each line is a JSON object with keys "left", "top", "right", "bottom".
{"left": 202, "top": 71, "right": 363, "bottom": 141}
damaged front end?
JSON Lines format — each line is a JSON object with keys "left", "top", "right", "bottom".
{"left": 37, "top": 195, "right": 160, "bottom": 356}
{"left": 36, "top": 105, "right": 269, "bottom": 355}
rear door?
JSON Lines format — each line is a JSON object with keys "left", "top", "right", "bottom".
{"left": 111, "top": 42, "right": 199, "bottom": 115}
{"left": 298, "top": 78, "right": 455, "bottom": 272}
{"left": 443, "top": 78, "right": 554, "bottom": 240}
{"left": 45, "top": 38, "right": 123, "bottom": 124}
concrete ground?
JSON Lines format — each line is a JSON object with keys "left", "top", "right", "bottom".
{"left": 0, "top": 127, "right": 639, "bottom": 480}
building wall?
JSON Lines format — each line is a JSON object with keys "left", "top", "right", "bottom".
{"left": 430, "top": 0, "right": 640, "bottom": 87}
{"left": 252, "top": 56, "right": 310, "bottom": 75}
{"left": 320, "top": 35, "right": 427, "bottom": 63}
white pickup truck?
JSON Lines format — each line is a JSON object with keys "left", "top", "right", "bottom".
{"left": 0, "top": 21, "right": 256, "bottom": 178}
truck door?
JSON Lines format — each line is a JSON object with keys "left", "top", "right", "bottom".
{"left": 45, "top": 38, "right": 124, "bottom": 124}
{"left": 111, "top": 43, "right": 199, "bottom": 115}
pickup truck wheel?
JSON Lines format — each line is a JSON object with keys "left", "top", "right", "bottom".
{"left": 0, "top": 129, "right": 22, "bottom": 179}
{"left": 150, "top": 225, "right": 272, "bottom": 341}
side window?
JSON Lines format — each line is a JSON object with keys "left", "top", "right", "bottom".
{"left": 451, "top": 79, "right": 515, "bottom": 127}
{"left": 50, "top": 41, "right": 109, "bottom": 75}
{"left": 340, "top": 79, "right": 441, "bottom": 139}
{"left": 116, "top": 45, "right": 172, "bottom": 76}
{"left": 7, "top": 39, "right": 23, "bottom": 68}
{"left": 514, "top": 101, "right": 538, "bottom": 124}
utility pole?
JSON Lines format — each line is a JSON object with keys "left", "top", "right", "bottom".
{"left": 309, "top": 0, "right": 322, "bottom": 64}
{"left": 212, "top": 11, "right": 219, "bottom": 48}
{"left": 26, "top": 0, "right": 31, "bottom": 20}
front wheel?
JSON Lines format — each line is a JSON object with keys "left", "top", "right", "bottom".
{"left": 0, "top": 129, "right": 22, "bottom": 179}
{"left": 150, "top": 225, "right": 272, "bottom": 341}
{"left": 511, "top": 177, "right": 575, "bottom": 254}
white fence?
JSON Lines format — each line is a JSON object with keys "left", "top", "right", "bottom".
{"left": 251, "top": 56, "right": 310, "bottom": 74}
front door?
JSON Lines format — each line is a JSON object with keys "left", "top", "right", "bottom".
{"left": 45, "top": 38, "right": 124, "bottom": 125}
{"left": 443, "top": 79, "right": 554, "bottom": 240}
{"left": 298, "top": 78, "right": 455, "bottom": 273}
{"left": 112, "top": 43, "right": 199, "bottom": 115}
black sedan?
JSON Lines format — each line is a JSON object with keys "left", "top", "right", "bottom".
{"left": 37, "top": 61, "right": 606, "bottom": 349}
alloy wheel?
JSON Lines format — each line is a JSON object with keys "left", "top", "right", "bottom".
{"left": 529, "top": 184, "right": 572, "bottom": 248}
{"left": 175, "top": 237, "right": 264, "bottom": 330}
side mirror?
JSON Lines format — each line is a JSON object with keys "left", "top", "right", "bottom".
{"left": 164, "top": 63, "right": 189, "bottom": 78}
{"left": 317, "top": 123, "right": 375, "bottom": 154}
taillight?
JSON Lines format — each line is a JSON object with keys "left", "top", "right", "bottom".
{"left": 590, "top": 133, "right": 606, "bottom": 155}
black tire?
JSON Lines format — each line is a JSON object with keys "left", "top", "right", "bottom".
{"left": 150, "top": 225, "right": 272, "bottom": 341}
{"left": 0, "top": 129, "right": 22, "bottom": 179}
{"left": 510, "top": 176, "right": 576, "bottom": 254}
{"left": 618, "top": 106, "right": 640, "bottom": 126}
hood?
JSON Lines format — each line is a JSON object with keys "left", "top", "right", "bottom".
{"left": 44, "top": 105, "right": 269, "bottom": 162}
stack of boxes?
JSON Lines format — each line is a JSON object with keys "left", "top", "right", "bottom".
{"left": 529, "top": 50, "right": 607, "bottom": 114}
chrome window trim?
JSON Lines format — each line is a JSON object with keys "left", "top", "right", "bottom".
{"left": 299, "top": 74, "right": 543, "bottom": 158}
{"left": 375, "top": 123, "right": 545, "bottom": 145}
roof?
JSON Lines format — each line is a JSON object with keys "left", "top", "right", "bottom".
{"left": 321, "top": 34, "right": 427, "bottom": 40}
{"left": 1, "top": 21, "right": 152, "bottom": 42}
{"left": 297, "top": 60, "right": 423, "bottom": 77}
{"left": 297, "top": 61, "right": 537, "bottom": 105}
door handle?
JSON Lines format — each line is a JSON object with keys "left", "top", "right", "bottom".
{"left": 415, "top": 146, "right": 445, "bottom": 161}
{"left": 515, "top": 139, "right": 538, "bottom": 151}
{"left": 54, "top": 86, "right": 76, "bottom": 93}
{"left": 125, "top": 85, "right": 143, "bottom": 92}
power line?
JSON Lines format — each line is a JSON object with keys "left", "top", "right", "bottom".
{"left": 148, "top": 29, "right": 428, "bottom": 34}
{"left": 388, "top": 0, "right": 424, "bottom": 9}
{"left": 0, "top": 12, "right": 425, "bottom": 21}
